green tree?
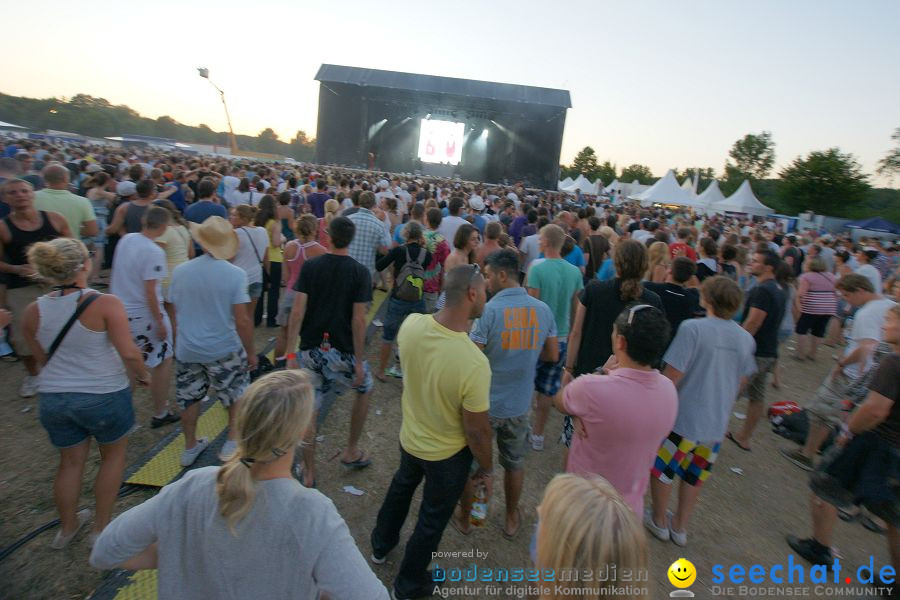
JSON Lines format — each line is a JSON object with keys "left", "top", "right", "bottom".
{"left": 257, "top": 128, "right": 281, "bottom": 153}
{"left": 570, "top": 146, "right": 600, "bottom": 179}
{"left": 620, "top": 164, "right": 654, "bottom": 184}
{"left": 777, "top": 148, "right": 871, "bottom": 217}
{"left": 596, "top": 160, "right": 617, "bottom": 185}
{"left": 876, "top": 128, "right": 900, "bottom": 182}
{"left": 722, "top": 132, "right": 775, "bottom": 194}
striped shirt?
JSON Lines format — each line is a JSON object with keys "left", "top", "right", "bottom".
{"left": 799, "top": 271, "right": 838, "bottom": 315}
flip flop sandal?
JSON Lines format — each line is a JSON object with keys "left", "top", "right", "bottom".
{"left": 450, "top": 511, "right": 472, "bottom": 537}
{"left": 726, "top": 432, "right": 752, "bottom": 452}
{"left": 502, "top": 507, "right": 524, "bottom": 541}
{"left": 340, "top": 452, "right": 372, "bottom": 469}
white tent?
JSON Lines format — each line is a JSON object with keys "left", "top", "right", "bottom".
{"left": 557, "top": 176, "right": 574, "bottom": 191}
{"left": 592, "top": 178, "right": 603, "bottom": 192}
{"left": 604, "top": 179, "right": 621, "bottom": 193}
{"left": 681, "top": 178, "right": 695, "bottom": 193}
{"left": 560, "top": 174, "right": 599, "bottom": 195}
{"left": 630, "top": 170, "right": 700, "bottom": 208}
{"left": 624, "top": 180, "right": 650, "bottom": 197}
{"left": 709, "top": 180, "right": 772, "bottom": 216}
{"left": 696, "top": 180, "right": 726, "bottom": 212}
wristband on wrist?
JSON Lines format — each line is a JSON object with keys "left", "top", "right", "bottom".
{"left": 284, "top": 353, "right": 297, "bottom": 361}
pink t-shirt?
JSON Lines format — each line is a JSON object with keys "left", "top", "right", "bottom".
{"left": 562, "top": 368, "right": 678, "bottom": 516}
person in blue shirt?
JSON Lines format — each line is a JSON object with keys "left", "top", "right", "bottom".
{"left": 455, "top": 248, "right": 558, "bottom": 538}
{"left": 184, "top": 179, "right": 228, "bottom": 254}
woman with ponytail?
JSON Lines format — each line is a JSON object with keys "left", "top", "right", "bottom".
{"left": 90, "top": 370, "right": 389, "bottom": 599}
{"left": 562, "top": 240, "right": 664, "bottom": 448}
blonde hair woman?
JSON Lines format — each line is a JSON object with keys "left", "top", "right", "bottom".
{"left": 645, "top": 241, "right": 669, "bottom": 283}
{"left": 90, "top": 370, "right": 389, "bottom": 599}
{"left": 535, "top": 474, "right": 647, "bottom": 600}
{"left": 22, "top": 238, "right": 149, "bottom": 549}
{"left": 317, "top": 198, "right": 340, "bottom": 249}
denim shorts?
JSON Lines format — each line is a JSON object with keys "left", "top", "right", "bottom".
{"left": 383, "top": 296, "right": 426, "bottom": 342}
{"left": 534, "top": 340, "right": 568, "bottom": 396}
{"left": 39, "top": 387, "right": 134, "bottom": 448}
{"left": 248, "top": 281, "right": 263, "bottom": 299}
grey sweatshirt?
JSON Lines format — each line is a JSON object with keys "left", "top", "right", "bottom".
{"left": 90, "top": 467, "right": 389, "bottom": 600}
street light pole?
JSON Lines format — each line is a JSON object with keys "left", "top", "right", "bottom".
{"left": 197, "top": 67, "right": 238, "bottom": 155}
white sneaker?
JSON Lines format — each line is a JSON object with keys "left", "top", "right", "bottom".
{"left": 180, "top": 438, "right": 209, "bottom": 467}
{"left": 19, "top": 375, "right": 38, "bottom": 398}
{"left": 373, "top": 319, "right": 384, "bottom": 327}
{"left": 371, "top": 553, "right": 387, "bottom": 565}
{"left": 667, "top": 512, "right": 687, "bottom": 546}
{"left": 531, "top": 434, "right": 544, "bottom": 451}
{"left": 643, "top": 508, "right": 670, "bottom": 542}
{"left": 218, "top": 440, "right": 238, "bottom": 462}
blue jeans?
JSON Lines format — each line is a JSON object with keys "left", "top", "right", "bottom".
{"left": 383, "top": 296, "right": 426, "bottom": 342}
{"left": 40, "top": 387, "right": 134, "bottom": 448}
{"left": 372, "top": 445, "right": 473, "bottom": 597}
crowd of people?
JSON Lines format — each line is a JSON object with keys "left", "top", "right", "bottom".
{"left": 1, "top": 134, "right": 899, "bottom": 599}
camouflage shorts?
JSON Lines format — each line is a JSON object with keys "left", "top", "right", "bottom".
{"left": 175, "top": 349, "right": 250, "bottom": 410}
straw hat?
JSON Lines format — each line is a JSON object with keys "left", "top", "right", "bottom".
{"left": 189, "top": 216, "right": 239, "bottom": 260}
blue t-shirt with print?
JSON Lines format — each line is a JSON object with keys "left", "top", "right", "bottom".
{"left": 470, "top": 287, "right": 556, "bottom": 418}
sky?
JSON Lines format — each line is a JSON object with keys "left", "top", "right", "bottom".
{"left": 2, "top": 0, "right": 898, "bottom": 185}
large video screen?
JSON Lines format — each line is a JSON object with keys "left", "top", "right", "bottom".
{"left": 417, "top": 119, "right": 465, "bottom": 165}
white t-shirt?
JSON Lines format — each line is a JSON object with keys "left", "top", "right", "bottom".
{"left": 519, "top": 233, "right": 541, "bottom": 274}
{"left": 232, "top": 226, "right": 270, "bottom": 285}
{"left": 843, "top": 297, "right": 896, "bottom": 378}
{"left": 632, "top": 230, "right": 652, "bottom": 244}
{"left": 855, "top": 264, "right": 883, "bottom": 295}
{"left": 222, "top": 175, "right": 240, "bottom": 196}
{"left": 437, "top": 215, "right": 469, "bottom": 244}
{"left": 110, "top": 233, "right": 167, "bottom": 313}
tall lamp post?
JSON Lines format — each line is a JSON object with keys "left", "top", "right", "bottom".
{"left": 197, "top": 67, "right": 238, "bottom": 155}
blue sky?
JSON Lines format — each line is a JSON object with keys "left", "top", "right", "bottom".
{"left": 1, "top": 0, "right": 897, "bottom": 183}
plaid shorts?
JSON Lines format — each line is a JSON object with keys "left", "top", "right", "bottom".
{"left": 534, "top": 340, "right": 567, "bottom": 397}
{"left": 298, "top": 347, "right": 373, "bottom": 411}
{"left": 175, "top": 349, "right": 250, "bottom": 410}
{"left": 652, "top": 431, "right": 721, "bottom": 487}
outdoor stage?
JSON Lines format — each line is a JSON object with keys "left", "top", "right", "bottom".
{"left": 313, "top": 64, "right": 571, "bottom": 190}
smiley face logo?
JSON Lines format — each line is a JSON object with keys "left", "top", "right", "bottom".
{"left": 668, "top": 558, "right": 696, "bottom": 588}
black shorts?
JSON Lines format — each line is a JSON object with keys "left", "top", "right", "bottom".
{"left": 809, "top": 431, "right": 900, "bottom": 528}
{"left": 795, "top": 313, "right": 831, "bottom": 337}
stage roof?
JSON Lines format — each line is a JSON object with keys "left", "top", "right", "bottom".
{"left": 315, "top": 64, "right": 572, "bottom": 109}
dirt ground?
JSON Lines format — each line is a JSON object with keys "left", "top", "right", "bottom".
{"left": 0, "top": 326, "right": 890, "bottom": 600}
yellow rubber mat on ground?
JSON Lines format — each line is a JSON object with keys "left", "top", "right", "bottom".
{"left": 112, "top": 569, "right": 156, "bottom": 599}
{"left": 124, "top": 403, "right": 228, "bottom": 487}
{"left": 367, "top": 288, "right": 388, "bottom": 324}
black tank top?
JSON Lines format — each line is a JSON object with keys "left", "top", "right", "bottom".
{"left": 4, "top": 211, "right": 61, "bottom": 289}
{"left": 124, "top": 202, "right": 149, "bottom": 234}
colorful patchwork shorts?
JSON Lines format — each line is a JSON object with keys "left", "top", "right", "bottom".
{"left": 652, "top": 431, "right": 721, "bottom": 487}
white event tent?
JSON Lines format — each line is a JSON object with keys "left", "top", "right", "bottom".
{"left": 559, "top": 174, "right": 599, "bottom": 195}
{"left": 557, "top": 176, "right": 574, "bottom": 190}
{"left": 630, "top": 170, "right": 700, "bottom": 208}
{"left": 709, "top": 180, "right": 772, "bottom": 216}
{"left": 696, "top": 180, "right": 726, "bottom": 213}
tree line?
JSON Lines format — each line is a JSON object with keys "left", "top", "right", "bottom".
{"left": 0, "top": 92, "right": 316, "bottom": 161}
{"left": 560, "top": 129, "right": 900, "bottom": 222}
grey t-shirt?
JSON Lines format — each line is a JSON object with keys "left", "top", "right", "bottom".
{"left": 663, "top": 317, "right": 758, "bottom": 442}
{"left": 471, "top": 287, "right": 556, "bottom": 418}
{"left": 90, "top": 467, "right": 389, "bottom": 600}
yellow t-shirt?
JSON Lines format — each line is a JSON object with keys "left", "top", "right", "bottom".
{"left": 398, "top": 313, "right": 491, "bottom": 461}
{"left": 266, "top": 219, "right": 283, "bottom": 263}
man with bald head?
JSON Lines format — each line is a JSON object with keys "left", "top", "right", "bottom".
{"left": 34, "top": 163, "right": 97, "bottom": 241}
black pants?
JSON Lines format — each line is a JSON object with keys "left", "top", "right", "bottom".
{"left": 255, "top": 261, "right": 281, "bottom": 327}
{"left": 372, "top": 445, "right": 472, "bottom": 597}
